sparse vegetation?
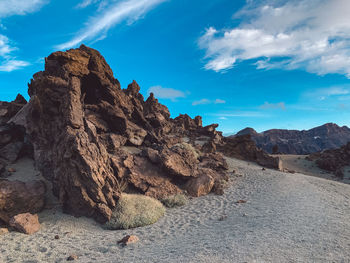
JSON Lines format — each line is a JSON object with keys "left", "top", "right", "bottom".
{"left": 173, "top": 142, "right": 200, "bottom": 159}
{"left": 161, "top": 194, "right": 188, "bottom": 208}
{"left": 105, "top": 194, "right": 165, "bottom": 230}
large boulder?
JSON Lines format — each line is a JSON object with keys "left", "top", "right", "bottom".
{"left": 22, "top": 45, "right": 229, "bottom": 223}
{"left": 0, "top": 180, "right": 45, "bottom": 224}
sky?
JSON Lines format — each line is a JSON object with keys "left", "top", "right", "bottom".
{"left": 1, "top": 0, "right": 350, "bottom": 134}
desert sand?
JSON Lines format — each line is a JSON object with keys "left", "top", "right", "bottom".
{"left": 1, "top": 157, "right": 350, "bottom": 263}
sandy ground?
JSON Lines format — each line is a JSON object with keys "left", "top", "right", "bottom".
{"left": 276, "top": 154, "right": 350, "bottom": 184}
{"left": 1, "top": 157, "right": 350, "bottom": 263}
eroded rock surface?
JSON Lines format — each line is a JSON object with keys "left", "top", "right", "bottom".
{"left": 219, "top": 135, "right": 282, "bottom": 170}
{"left": 9, "top": 212, "right": 40, "bottom": 235}
{"left": 23, "top": 45, "right": 229, "bottom": 222}
{"left": 309, "top": 142, "right": 350, "bottom": 178}
{"left": 0, "top": 180, "right": 45, "bottom": 224}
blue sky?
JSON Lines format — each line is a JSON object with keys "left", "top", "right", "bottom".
{"left": 1, "top": 0, "right": 350, "bottom": 134}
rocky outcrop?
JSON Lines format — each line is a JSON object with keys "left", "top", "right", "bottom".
{"left": 22, "top": 45, "right": 228, "bottom": 223}
{"left": 234, "top": 123, "right": 350, "bottom": 155}
{"left": 0, "top": 180, "right": 46, "bottom": 224}
{"left": 218, "top": 135, "right": 282, "bottom": 170}
{"left": 0, "top": 94, "right": 30, "bottom": 170}
{"left": 308, "top": 142, "right": 350, "bottom": 178}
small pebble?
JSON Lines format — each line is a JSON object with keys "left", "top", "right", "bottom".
{"left": 67, "top": 254, "right": 78, "bottom": 261}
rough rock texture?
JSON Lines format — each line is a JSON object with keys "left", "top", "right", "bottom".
{"left": 9, "top": 213, "right": 40, "bottom": 235}
{"left": 235, "top": 123, "right": 350, "bottom": 155}
{"left": 118, "top": 235, "right": 139, "bottom": 246}
{"left": 218, "top": 135, "right": 282, "bottom": 170}
{"left": 0, "top": 94, "right": 30, "bottom": 170}
{"left": 308, "top": 142, "right": 350, "bottom": 178}
{"left": 24, "top": 45, "right": 228, "bottom": 222}
{"left": 0, "top": 180, "right": 46, "bottom": 224}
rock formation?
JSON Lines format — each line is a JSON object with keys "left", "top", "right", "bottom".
{"left": 19, "top": 45, "right": 229, "bottom": 223}
{"left": 218, "top": 135, "right": 282, "bottom": 170}
{"left": 234, "top": 123, "right": 350, "bottom": 155}
{"left": 0, "top": 94, "right": 30, "bottom": 173}
{"left": 0, "top": 180, "right": 46, "bottom": 224}
{"left": 308, "top": 142, "right": 350, "bottom": 178}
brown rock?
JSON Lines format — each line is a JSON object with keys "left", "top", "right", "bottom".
{"left": 0, "top": 227, "right": 9, "bottom": 235}
{"left": 185, "top": 169, "right": 215, "bottom": 197}
{"left": 9, "top": 213, "right": 40, "bottom": 234}
{"left": 0, "top": 180, "right": 45, "bottom": 224}
{"left": 18, "top": 45, "right": 229, "bottom": 223}
{"left": 67, "top": 254, "right": 79, "bottom": 261}
{"left": 118, "top": 235, "right": 139, "bottom": 245}
{"left": 219, "top": 135, "right": 282, "bottom": 170}
{"left": 309, "top": 142, "right": 350, "bottom": 178}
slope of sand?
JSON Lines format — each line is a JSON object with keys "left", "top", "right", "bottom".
{"left": 276, "top": 154, "right": 350, "bottom": 184}
{"left": 1, "top": 157, "right": 350, "bottom": 262}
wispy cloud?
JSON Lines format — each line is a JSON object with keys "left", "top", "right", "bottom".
{"left": 303, "top": 86, "right": 350, "bottom": 101}
{"left": 210, "top": 111, "right": 269, "bottom": 118}
{"left": 0, "top": 0, "right": 47, "bottom": 72}
{"left": 0, "top": 60, "right": 29, "bottom": 72}
{"left": 0, "top": 0, "right": 47, "bottom": 17}
{"left": 76, "top": 0, "right": 97, "bottom": 9}
{"left": 57, "top": 0, "right": 166, "bottom": 50}
{"left": 0, "top": 35, "right": 30, "bottom": 72}
{"left": 148, "top": 85, "right": 186, "bottom": 101}
{"left": 192, "top": 98, "right": 226, "bottom": 106}
{"left": 214, "top": 99, "right": 226, "bottom": 104}
{"left": 192, "top": 99, "right": 211, "bottom": 106}
{"left": 199, "top": 0, "right": 350, "bottom": 77}
{"left": 260, "top": 101, "right": 286, "bottom": 110}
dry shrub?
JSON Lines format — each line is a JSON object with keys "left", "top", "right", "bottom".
{"left": 173, "top": 142, "right": 200, "bottom": 159}
{"left": 105, "top": 194, "right": 165, "bottom": 230}
{"left": 161, "top": 194, "right": 188, "bottom": 208}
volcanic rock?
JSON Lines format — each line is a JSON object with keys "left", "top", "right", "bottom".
{"left": 0, "top": 227, "right": 9, "bottom": 235}
{"left": 219, "top": 135, "right": 282, "bottom": 170}
{"left": 234, "top": 123, "right": 350, "bottom": 154}
{"left": 118, "top": 235, "right": 139, "bottom": 246}
{"left": 185, "top": 169, "right": 215, "bottom": 197}
{"left": 0, "top": 180, "right": 46, "bottom": 224}
{"left": 9, "top": 213, "right": 40, "bottom": 235}
{"left": 22, "top": 45, "right": 228, "bottom": 223}
{"left": 309, "top": 142, "right": 350, "bottom": 178}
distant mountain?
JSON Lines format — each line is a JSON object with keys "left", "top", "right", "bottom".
{"left": 232, "top": 123, "right": 350, "bottom": 155}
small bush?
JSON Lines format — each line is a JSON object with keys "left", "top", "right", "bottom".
{"left": 105, "top": 194, "right": 165, "bottom": 230}
{"left": 161, "top": 194, "right": 188, "bottom": 208}
{"left": 173, "top": 142, "right": 200, "bottom": 159}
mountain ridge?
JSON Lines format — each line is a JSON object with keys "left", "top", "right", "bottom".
{"left": 232, "top": 123, "right": 350, "bottom": 155}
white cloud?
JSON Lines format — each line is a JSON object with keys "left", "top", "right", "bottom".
{"left": 0, "top": 60, "right": 30, "bottom": 72}
{"left": 57, "top": 0, "right": 166, "bottom": 50}
{"left": 304, "top": 86, "right": 350, "bottom": 101}
{"left": 0, "top": 0, "right": 47, "bottom": 72}
{"left": 211, "top": 111, "right": 268, "bottom": 118}
{"left": 214, "top": 99, "right": 226, "bottom": 104}
{"left": 0, "top": 0, "right": 47, "bottom": 18}
{"left": 192, "top": 98, "right": 226, "bottom": 106}
{"left": 148, "top": 86, "right": 185, "bottom": 100}
{"left": 76, "top": 0, "right": 97, "bottom": 9}
{"left": 199, "top": 0, "right": 350, "bottom": 77}
{"left": 0, "top": 35, "right": 30, "bottom": 72}
{"left": 192, "top": 99, "right": 211, "bottom": 106}
{"left": 260, "top": 102, "right": 286, "bottom": 110}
